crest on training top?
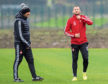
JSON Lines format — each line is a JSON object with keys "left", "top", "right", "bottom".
{"left": 73, "top": 21, "right": 76, "bottom": 26}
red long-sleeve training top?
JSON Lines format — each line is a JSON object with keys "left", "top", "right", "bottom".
{"left": 64, "top": 14, "right": 93, "bottom": 45}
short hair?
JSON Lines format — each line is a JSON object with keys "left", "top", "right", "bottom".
{"left": 73, "top": 6, "right": 80, "bottom": 8}
{"left": 73, "top": 6, "right": 80, "bottom": 10}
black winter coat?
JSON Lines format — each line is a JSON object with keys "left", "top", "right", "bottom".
{"left": 14, "top": 12, "right": 31, "bottom": 47}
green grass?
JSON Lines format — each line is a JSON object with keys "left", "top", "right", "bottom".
{"left": 33, "top": 16, "right": 68, "bottom": 28}
{"left": 92, "top": 18, "right": 108, "bottom": 27}
{"left": 0, "top": 48, "right": 108, "bottom": 84}
{"left": 33, "top": 16, "right": 108, "bottom": 28}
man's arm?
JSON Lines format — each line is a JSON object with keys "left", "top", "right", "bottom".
{"left": 64, "top": 18, "right": 80, "bottom": 38}
{"left": 81, "top": 15, "right": 93, "bottom": 25}
{"left": 15, "top": 20, "right": 30, "bottom": 47}
{"left": 64, "top": 18, "right": 75, "bottom": 37}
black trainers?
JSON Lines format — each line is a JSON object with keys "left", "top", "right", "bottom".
{"left": 14, "top": 78, "right": 24, "bottom": 82}
{"left": 32, "top": 76, "right": 44, "bottom": 81}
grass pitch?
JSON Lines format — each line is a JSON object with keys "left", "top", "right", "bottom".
{"left": 33, "top": 17, "right": 108, "bottom": 28}
{"left": 0, "top": 48, "right": 108, "bottom": 84}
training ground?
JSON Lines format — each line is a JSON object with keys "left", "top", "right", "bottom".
{"left": 0, "top": 48, "right": 108, "bottom": 84}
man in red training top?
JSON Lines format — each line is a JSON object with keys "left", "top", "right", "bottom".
{"left": 64, "top": 6, "right": 93, "bottom": 81}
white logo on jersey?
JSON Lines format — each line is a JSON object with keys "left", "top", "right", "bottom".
{"left": 73, "top": 21, "right": 76, "bottom": 26}
{"left": 80, "top": 20, "right": 82, "bottom": 22}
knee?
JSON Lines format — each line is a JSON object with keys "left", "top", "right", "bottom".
{"left": 72, "top": 58, "right": 78, "bottom": 64}
{"left": 83, "top": 57, "right": 88, "bottom": 64}
{"left": 73, "top": 55, "right": 78, "bottom": 61}
{"left": 19, "top": 59, "right": 23, "bottom": 63}
{"left": 27, "top": 58, "right": 34, "bottom": 64}
{"left": 14, "top": 58, "right": 22, "bottom": 63}
{"left": 83, "top": 53, "right": 88, "bottom": 60}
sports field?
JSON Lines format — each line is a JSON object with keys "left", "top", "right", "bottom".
{"left": 33, "top": 17, "right": 108, "bottom": 28}
{"left": 0, "top": 48, "right": 108, "bottom": 84}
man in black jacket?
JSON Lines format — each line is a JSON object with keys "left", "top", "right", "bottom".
{"left": 13, "top": 3, "right": 43, "bottom": 82}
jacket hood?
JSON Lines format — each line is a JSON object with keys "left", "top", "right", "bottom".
{"left": 15, "top": 11, "right": 27, "bottom": 20}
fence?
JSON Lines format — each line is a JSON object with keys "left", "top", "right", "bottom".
{"left": 0, "top": 0, "right": 108, "bottom": 29}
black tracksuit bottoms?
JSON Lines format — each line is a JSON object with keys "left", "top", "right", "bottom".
{"left": 71, "top": 42, "right": 88, "bottom": 77}
{"left": 13, "top": 43, "right": 37, "bottom": 79}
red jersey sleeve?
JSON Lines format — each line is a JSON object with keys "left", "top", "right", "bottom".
{"left": 81, "top": 15, "right": 93, "bottom": 25}
{"left": 64, "top": 18, "right": 75, "bottom": 37}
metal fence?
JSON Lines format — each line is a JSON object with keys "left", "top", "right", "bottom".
{"left": 0, "top": 0, "right": 108, "bottom": 29}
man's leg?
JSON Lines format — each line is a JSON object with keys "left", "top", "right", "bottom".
{"left": 13, "top": 43, "right": 23, "bottom": 81}
{"left": 71, "top": 44, "right": 79, "bottom": 77}
{"left": 24, "top": 48, "right": 37, "bottom": 78}
{"left": 80, "top": 43, "right": 88, "bottom": 73}
{"left": 24, "top": 48, "right": 44, "bottom": 81}
{"left": 80, "top": 43, "right": 88, "bottom": 80}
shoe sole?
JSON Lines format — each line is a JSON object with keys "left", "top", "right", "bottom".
{"left": 32, "top": 79, "right": 44, "bottom": 81}
{"left": 14, "top": 80, "right": 24, "bottom": 82}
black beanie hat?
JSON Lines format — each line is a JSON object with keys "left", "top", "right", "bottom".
{"left": 20, "top": 3, "right": 30, "bottom": 14}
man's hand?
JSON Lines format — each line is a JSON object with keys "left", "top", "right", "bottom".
{"left": 76, "top": 15, "right": 81, "bottom": 20}
{"left": 26, "top": 45, "right": 31, "bottom": 49}
{"left": 75, "top": 33, "right": 80, "bottom": 38}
